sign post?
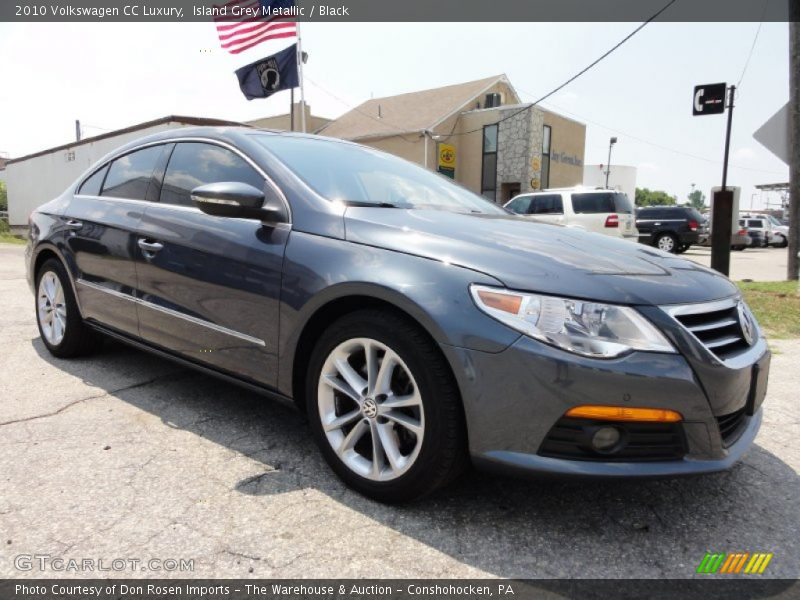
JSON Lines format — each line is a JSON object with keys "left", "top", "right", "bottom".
{"left": 693, "top": 82, "right": 735, "bottom": 276}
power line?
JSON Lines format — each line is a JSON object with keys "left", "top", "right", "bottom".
{"left": 305, "top": 75, "right": 421, "bottom": 144}
{"left": 446, "top": 0, "right": 677, "bottom": 137}
{"left": 736, "top": 0, "right": 769, "bottom": 88}
{"left": 529, "top": 96, "right": 786, "bottom": 176}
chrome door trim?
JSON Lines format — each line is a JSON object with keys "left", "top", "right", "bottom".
{"left": 73, "top": 136, "right": 293, "bottom": 223}
{"left": 76, "top": 279, "right": 266, "bottom": 348}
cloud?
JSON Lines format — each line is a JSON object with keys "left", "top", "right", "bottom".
{"left": 638, "top": 162, "right": 659, "bottom": 171}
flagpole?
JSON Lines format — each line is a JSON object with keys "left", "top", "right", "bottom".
{"left": 295, "top": 22, "right": 307, "bottom": 133}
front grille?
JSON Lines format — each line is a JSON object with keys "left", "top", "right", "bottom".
{"left": 670, "top": 301, "right": 750, "bottom": 360}
{"left": 716, "top": 408, "right": 748, "bottom": 447}
{"left": 538, "top": 418, "right": 687, "bottom": 462}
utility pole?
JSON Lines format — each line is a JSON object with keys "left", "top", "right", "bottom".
{"left": 605, "top": 137, "right": 617, "bottom": 188}
{"left": 788, "top": 16, "right": 799, "bottom": 280}
{"left": 75, "top": 120, "right": 81, "bottom": 142}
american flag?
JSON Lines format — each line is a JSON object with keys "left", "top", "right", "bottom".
{"left": 214, "top": 0, "right": 297, "bottom": 55}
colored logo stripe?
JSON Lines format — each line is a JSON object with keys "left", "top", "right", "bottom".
{"left": 697, "top": 552, "right": 773, "bottom": 574}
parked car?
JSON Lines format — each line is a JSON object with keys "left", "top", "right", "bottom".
{"left": 738, "top": 219, "right": 769, "bottom": 247}
{"left": 698, "top": 226, "right": 752, "bottom": 251}
{"left": 738, "top": 216, "right": 777, "bottom": 247}
{"left": 635, "top": 206, "right": 707, "bottom": 253}
{"left": 503, "top": 187, "right": 638, "bottom": 241}
{"left": 740, "top": 214, "right": 788, "bottom": 248}
{"left": 27, "top": 128, "right": 770, "bottom": 502}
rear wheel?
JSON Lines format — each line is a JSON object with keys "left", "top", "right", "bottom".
{"left": 676, "top": 243, "right": 690, "bottom": 254}
{"left": 306, "top": 309, "right": 468, "bottom": 503}
{"left": 35, "top": 259, "right": 100, "bottom": 358}
{"left": 655, "top": 233, "right": 678, "bottom": 253}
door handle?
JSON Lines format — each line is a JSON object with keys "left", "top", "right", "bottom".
{"left": 137, "top": 238, "right": 164, "bottom": 254}
{"left": 64, "top": 219, "right": 83, "bottom": 230}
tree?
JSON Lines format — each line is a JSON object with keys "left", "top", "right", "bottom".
{"left": 635, "top": 187, "right": 677, "bottom": 206}
{"left": 0, "top": 181, "right": 7, "bottom": 212}
{"left": 687, "top": 189, "right": 706, "bottom": 210}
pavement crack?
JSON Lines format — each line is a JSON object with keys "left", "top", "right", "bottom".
{"left": 0, "top": 371, "right": 184, "bottom": 427}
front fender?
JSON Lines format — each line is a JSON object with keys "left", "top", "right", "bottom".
{"left": 276, "top": 232, "right": 520, "bottom": 396}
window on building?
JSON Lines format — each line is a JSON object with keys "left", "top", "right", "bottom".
{"left": 160, "top": 142, "right": 264, "bottom": 207}
{"left": 77, "top": 165, "right": 109, "bottom": 196}
{"left": 481, "top": 124, "right": 498, "bottom": 201}
{"left": 101, "top": 146, "right": 165, "bottom": 201}
{"left": 541, "top": 125, "right": 552, "bottom": 189}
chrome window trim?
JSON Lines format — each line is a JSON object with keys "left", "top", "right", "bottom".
{"left": 73, "top": 137, "right": 292, "bottom": 223}
{"left": 76, "top": 279, "right": 266, "bottom": 348}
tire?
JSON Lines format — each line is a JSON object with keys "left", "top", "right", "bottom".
{"left": 655, "top": 233, "right": 678, "bottom": 253}
{"left": 35, "top": 258, "right": 101, "bottom": 358}
{"left": 306, "top": 309, "right": 468, "bottom": 503}
{"left": 774, "top": 235, "right": 789, "bottom": 249}
{"left": 732, "top": 245, "right": 745, "bottom": 251}
{"left": 676, "top": 244, "right": 690, "bottom": 254}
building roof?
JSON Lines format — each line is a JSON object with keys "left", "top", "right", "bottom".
{"left": 7, "top": 115, "right": 248, "bottom": 165}
{"left": 318, "top": 74, "right": 520, "bottom": 141}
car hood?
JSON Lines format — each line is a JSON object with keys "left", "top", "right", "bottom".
{"left": 344, "top": 208, "right": 739, "bottom": 305}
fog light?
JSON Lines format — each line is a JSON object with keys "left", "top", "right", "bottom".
{"left": 591, "top": 427, "right": 621, "bottom": 452}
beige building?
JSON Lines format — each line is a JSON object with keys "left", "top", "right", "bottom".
{"left": 317, "top": 75, "right": 586, "bottom": 203}
{"left": 247, "top": 103, "right": 331, "bottom": 133}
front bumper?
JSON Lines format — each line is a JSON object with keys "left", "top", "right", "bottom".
{"left": 441, "top": 331, "right": 769, "bottom": 478}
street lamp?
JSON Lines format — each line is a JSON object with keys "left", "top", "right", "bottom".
{"left": 605, "top": 137, "right": 617, "bottom": 188}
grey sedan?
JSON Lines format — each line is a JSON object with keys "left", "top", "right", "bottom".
{"left": 27, "top": 127, "right": 770, "bottom": 502}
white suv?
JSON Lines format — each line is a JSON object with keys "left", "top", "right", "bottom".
{"left": 740, "top": 214, "right": 788, "bottom": 248}
{"left": 504, "top": 187, "right": 638, "bottom": 240}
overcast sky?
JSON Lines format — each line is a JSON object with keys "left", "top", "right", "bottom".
{"left": 0, "top": 21, "right": 790, "bottom": 209}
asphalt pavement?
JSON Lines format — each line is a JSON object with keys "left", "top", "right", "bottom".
{"left": 0, "top": 243, "right": 798, "bottom": 579}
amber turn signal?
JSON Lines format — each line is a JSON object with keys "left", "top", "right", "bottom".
{"left": 476, "top": 290, "right": 522, "bottom": 314}
{"left": 565, "top": 405, "right": 683, "bottom": 423}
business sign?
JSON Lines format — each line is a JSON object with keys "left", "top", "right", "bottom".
{"left": 437, "top": 143, "right": 456, "bottom": 178}
{"left": 693, "top": 83, "right": 726, "bottom": 116}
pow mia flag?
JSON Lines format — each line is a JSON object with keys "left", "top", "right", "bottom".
{"left": 235, "top": 43, "right": 299, "bottom": 100}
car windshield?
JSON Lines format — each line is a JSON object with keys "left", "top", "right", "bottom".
{"left": 767, "top": 215, "right": 783, "bottom": 227}
{"left": 253, "top": 134, "right": 506, "bottom": 215}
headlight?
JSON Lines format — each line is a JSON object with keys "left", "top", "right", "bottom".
{"left": 470, "top": 285, "right": 675, "bottom": 358}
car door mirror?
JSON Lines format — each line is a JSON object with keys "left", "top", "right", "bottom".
{"left": 191, "top": 182, "right": 288, "bottom": 223}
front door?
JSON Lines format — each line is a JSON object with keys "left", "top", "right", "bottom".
{"left": 134, "top": 141, "right": 289, "bottom": 388}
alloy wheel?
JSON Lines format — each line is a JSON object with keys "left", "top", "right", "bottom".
{"left": 37, "top": 271, "right": 67, "bottom": 346}
{"left": 657, "top": 235, "right": 676, "bottom": 252}
{"left": 317, "top": 337, "right": 425, "bottom": 482}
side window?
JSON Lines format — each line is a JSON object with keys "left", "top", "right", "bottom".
{"left": 571, "top": 193, "right": 615, "bottom": 214}
{"left": 505, "top": 196, "right": 532, "bottom": 214}
{"left": 101, "top": 146, "right": 164, "bottom": 201}
{"left": 77, "top": 165, "right": 109, "bottom": 196}
{"left": 530, "top": 194, "right": 563, "bottom": 214}
{"left": 748, "top": 219, "right": 762, "bottom": 228}
{"left": 161, "top": 142, "right": 264, "bottom": 207}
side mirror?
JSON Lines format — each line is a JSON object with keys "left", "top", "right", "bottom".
{"left": 191, "top": 182, "right": 288, "bottom": 223}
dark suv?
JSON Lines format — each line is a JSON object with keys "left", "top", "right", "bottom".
{"left": 635, "top": 206, "right": 707, "bottom": 254}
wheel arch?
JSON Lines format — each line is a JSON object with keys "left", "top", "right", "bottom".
{"left": 31, "top": 243, "right": 84, "bottom": 318}
{"left": 286, "top": 287, "right": 455, "bottom": 414}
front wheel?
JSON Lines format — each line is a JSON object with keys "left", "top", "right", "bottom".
{"left": 773, "top": 235, "right": 789, "bottom": 248}
{"left": 35, "top": 258, "right": 100, "bottom": 358}
{"left": 306, "top": 309, "right": 468, "bottom": 503}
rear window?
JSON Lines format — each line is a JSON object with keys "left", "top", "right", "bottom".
{"left": 77, "top": 165, "right": 108, "bottom": 196}
{"left": 101, "top": 145, "right": 164, "bottom": 201}
{"left": 747, "top": 219, "right": 763, "bottom": 228}
{"left": 571, "top": 192, "right": 633, "bottom": 214}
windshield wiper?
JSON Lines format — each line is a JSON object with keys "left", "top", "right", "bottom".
{"left": 339, "top": 200, "right": 404, "bottom": 208}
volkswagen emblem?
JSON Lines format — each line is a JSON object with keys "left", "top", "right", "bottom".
{"left": 737, "top": 301, "right": 756, "bottom": 346}
{"left": 362, "top": 398, "right": 378, "bottom": 419}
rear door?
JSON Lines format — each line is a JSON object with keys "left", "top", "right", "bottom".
{"left": 134, "top": 141, "right": 290, "bottom": 387}
{"left": 65, "top": 144, "right": 167, "bottom": 337}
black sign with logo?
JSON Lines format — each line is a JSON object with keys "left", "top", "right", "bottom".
{"left": 693, "top": 83, "right": 727, "bottom": 116}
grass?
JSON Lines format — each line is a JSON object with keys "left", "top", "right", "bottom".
{"left": 737, "top": 280, "right": 800, "bottom": 339}
{"left": 0, "top": 220, "right": 26, "bottom": 245}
